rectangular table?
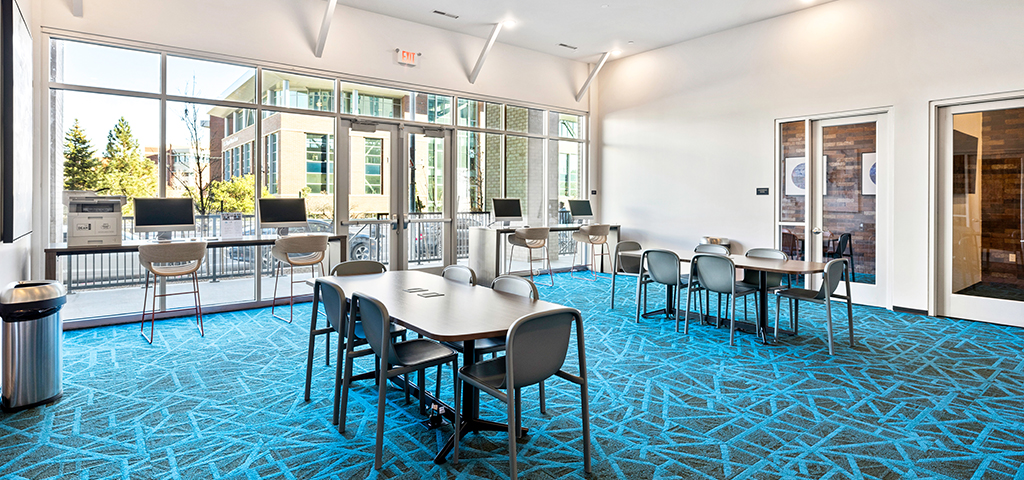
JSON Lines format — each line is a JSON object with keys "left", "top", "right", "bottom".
{"left": 469, "top": 224, "right": 620, "bottom": 284}
{"left": 615, "top": 250, "right": 828, "bottom": 343}
{"left": 311, "top": 270, "right": 572, "bottom": 464}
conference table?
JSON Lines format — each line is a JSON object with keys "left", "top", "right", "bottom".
{"left": 615, "top": 250, "right": 828, "bottom": 344}
{"left": 309, "top": 270, "right": 575, "bottom": 464}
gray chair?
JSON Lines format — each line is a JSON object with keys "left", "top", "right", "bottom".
{"left": 441, "top": 264, "right": 476, "bottom": 285}
{"left": 138, "top": 241, "right": 207, "bottom": 344}
{"left": 331, "top": 260, "right": 386, "bottom": 276}
{"left": 739, "top": 248, "right": 792, "bottom": 331}
{"left": 689, "top": 243, "right": 731, "bottom": 324}
{"left": 271, "top": 234, "right": 328, "bottom": 323}
{"left": 452, "top": 307, "right": 591, "bottom": 479}
{"left": 570, "top": 224, "right": 611, "bottom": 280}
{"left": 507, "top": 227, "right": 554, "bottom": 286}
{"left": 339, "top": 292, "right": 459, "bottom": 470}
{"left": 610, "top": 240, "right": 646, "bottom": 309}
{"left": 634, "top": 250, "right": 690, "bottom": 333}
{"left": 303, "top": 277, "right": 406, "bottom": 417}
{"left": 773, "top": 258, "right": 854, "bottom": 355}
{"left": 688, "top": 254, "right": 757, "bottom": 345}
{"left": 827, "top": 233, "right": 856, "bottom": 282}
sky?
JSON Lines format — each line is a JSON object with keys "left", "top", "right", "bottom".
{"left": 55, "top": 40, "right": 255, "bottom": 152}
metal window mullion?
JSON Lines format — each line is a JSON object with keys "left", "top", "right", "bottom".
{"left": 254, "top": 66, "right": 263, "bottom": 301}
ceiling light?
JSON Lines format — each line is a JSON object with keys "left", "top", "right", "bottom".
{"left": 432, "top": 10, "right": 459, "bottom": 19}
{"left": 502, "top": 20, "right": 516, "bottom": 28}
{"left": 611, "top": 50, "right": 621, "bottom": 56}
{"left": 627, "top": 41, "right": 634, "bottom": 45}
{"left": 558, "top": 43, "right": 579, "bottom": 50}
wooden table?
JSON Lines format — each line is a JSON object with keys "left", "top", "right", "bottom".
{"left": 310, "top": 270, "right": 572, "bottom": 464}
{"left": 616, "top": 251, "right": 827, "bottom": 343}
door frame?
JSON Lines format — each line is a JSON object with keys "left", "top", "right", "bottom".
{"left": 400, "top": 125, "right": 455, "bottom": 273}
{"left": 339, "top": 120, "right": 401, "bottom": 267}
{"left": 775, "top": 106, "right": 894, "bottom": 308}
{"left": 933, "top": 93, "right": 1024, "bottom": 324}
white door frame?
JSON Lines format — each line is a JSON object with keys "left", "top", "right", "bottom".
{"left": 339, "top": 121, "right": 401, "bottom": 267}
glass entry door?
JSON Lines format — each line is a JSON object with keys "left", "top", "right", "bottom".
{"left": 938, "top": 99, "right": 1024, "bottom": 325}
{"left": 343, "top": 122, "right": 399, "bottom": 268}
{"left": 402, "top": 126, "right": 453, "bottom": 271}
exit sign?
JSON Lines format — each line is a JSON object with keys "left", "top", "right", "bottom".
{"left": 397, "top": 49, "right": 418, "bottom": 66}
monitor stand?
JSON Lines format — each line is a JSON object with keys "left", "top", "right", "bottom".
{"left": 277, "top": 227, "right": 290, "bottom": 237}
{"left": 156, "top": 231, "right": 173, "bottom": 242}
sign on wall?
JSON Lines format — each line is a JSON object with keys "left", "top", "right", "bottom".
{"left": 396, "top": 49, "right": 419, "bottom": 66}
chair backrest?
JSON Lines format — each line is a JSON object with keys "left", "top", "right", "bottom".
{"left": 580, "top": 224, "right": 611, "bottom": 243}
{"left": 331, "top": 260, "right": 386, "bottom": 276}
{"left": 742, "top": 248, "right": 788, "bottom": 287}
{"left": 694, "top": 243, "right": 729, "bottom": 255}
{"left": 315, "top": 277, "right": 348, "bottom": 333}
{"left": 273, "top": 234, "right": 329, "bottom": 255}
{"left": 614, "top": 241, "right": 643, "bottom": 274}
{"left": 692, "top": 253, "right": 736, "bottom": 294}
{"left": 351, "top": 292, "right": 400, "bottom": 365}
{"left": 816, "top": 258, "right": 848, "bottom": 300}
{"left": 138, "top": 241, "right": 208, "bottom": 269}
{"left": 441, "top": 265, "right": 476, "bottom": 285}
{"left": 781, "top": 232, "right": 797, "bottom": 255}
{"left": 514, "top": 227, "right": 550, "bottom": 241}
{"left": 837, "top": 233, "right": 853, "bottom": 256}
{"left": 505, "top": 308, "right": 580, "bottom": 389}
{"left": 642, "top": 249, "right": 681, "bottom": 286}
{"left": 491, "top": 275, "right": 539, "bottom": 299}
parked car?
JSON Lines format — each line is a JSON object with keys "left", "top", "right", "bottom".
{"left": 228, "top": 219, "right": 377, "bottom": 268}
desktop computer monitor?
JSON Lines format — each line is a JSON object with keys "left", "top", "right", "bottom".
{"left": 568, "top": 199, "right": 594, "bottom": 220}
{"left": 259, "top": 198, "right": 309, "bottom": 231}
{"left": 134, "top": 198, "right": 196, "bottom": 237}
{"left": 492, "top": 198, "right": 523, "bottom": 225}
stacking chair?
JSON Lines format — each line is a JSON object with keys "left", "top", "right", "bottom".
{"left": 610, "top": 241, "right": 645, "bottom": 308}
{"left": 441, "top": 264, "right": 476, "bottom": 285}
{"left": 452, "top": 307, "right": 591, "bottom": 479}
{"left": 331, "top": 259, "right": 386, "bottom": 276}
{"left": 635, "top": 250, "right": 690, "bottom": 333}
{"left": 507, "top": 227, "right": 554, "bottom": 286}
{"left": 339, "top": 293, "right": 459, "bottom": 470}
{"left": 690, "top": 243, "right": 731, "bottom": 324}
{"left": 271, "top": 234, "right": 328, "bottom": 323}
{"left": 303, "top": 277, "right": 406, "bottom": 420}
{"left": 827, "top": 233, "right": 856, "bottom": 281}
{"left": 570, "top": 224, "right": 611, "bottom": 280}
{"left": 738, "top": 248, "right": 792, "bottom": 331}
{"left": 773, "top": 258, "right": 854, "bottom": 355}
{"left": 138, "top": 241, "right": 207, "bottom": 344}
{"left": 689, "top": 254, "right": 757, "bottom": 346}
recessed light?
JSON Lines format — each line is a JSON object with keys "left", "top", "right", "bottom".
{"left": 432, "top": 10, "right": 459, "bottom": 19}
{"left": 558, "top": 43, "right": 579, "bottom": 50}
{"left": 502, "top": 20, "right": 517, "bottom": 28}
{"left": 601, "top": 4, "right": 609, "bottom": 7}
{"left": 627, "top": 40, "right": 634, "bottom": 45}
{"left": 611, "top": 50, "right": 621, "bottom": 56}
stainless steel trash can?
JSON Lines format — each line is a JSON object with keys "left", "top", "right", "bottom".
{"left": 1, "top": 281, "right": 66, "bottom": 412}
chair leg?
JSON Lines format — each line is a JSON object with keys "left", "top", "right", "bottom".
{"left": 140, "top": 271, "right": 154, "bottom": 344}
{"left": 847, "top": 296, "right": 855, "bottom": 347}
{"left": 418, "top": 368, "right": 426, "bottom": 414}
{"left": 332, "top": 335, "right": 344, "bottom": 425}
{"left": 673, "top": 285, "right": 680, "bottom": 333}
{"left": 539, "top": 380, "right": 546, "bottom": 414}
{"left": 514, "top": 387, "right": 523, "bottom": 439}
{"left": 271, "top": 261, "right": 280, "bottom": 317}
{"left": 453, "top": 373, "right": 462, "bottom": 464}
{"left": 374, "top": 368, "right": 388, "bottom": 470}
{"left": 824, "top": 297, "right": 835, "bottom": 355}
{"left": 581, "top": 374, "right": 592, "bottom": 475}
{"left": 570, "top": 242, "right": 579, "bottom": 279}
{"left": 728, "top": 295, "right": 736, "bottom": 346}
{"left": 435, "top": 364, "right": 442, "bottom": 403}
{"left": 635, "top": 272, "right": 643, "bottom": 324}
{"left": 339, "top": 348, "right": 355, "bottom": 433}
{"left": 288, "top": 264, "right": 295, "bottom": 323}
{"left": 545, "top": 246, "right": 554, "bottom": 286}
{"left": 192, "top": 273, "right": 204, "bottom": 336}
{"left": 507, "top": 386, "right": 519, "bottom": 479}
{"left": 774, "top": 295, "right": 781, "bottom": 342}
{"left": 684, "top": 285, "right": 693, "bottom": 334}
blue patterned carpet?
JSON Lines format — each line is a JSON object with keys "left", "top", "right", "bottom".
{"left": 1, "top": 272, "right": 1023, "bottom": 479}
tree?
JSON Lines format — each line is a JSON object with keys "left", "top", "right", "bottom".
{"left": 98, "top": 116, "right": 156, "bottom": 215}
{"left": 63, "top": 119, "right": 102, "bottom": 191}
{"left": 173, "top": 89, "right": 216, "bottom": 214}
{"left": 209, "top": 175, "right": 258, "bottom": 214}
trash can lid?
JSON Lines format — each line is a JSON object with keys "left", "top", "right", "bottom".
{"left": 1, "top": 280, "right": 66, "bottom": 305}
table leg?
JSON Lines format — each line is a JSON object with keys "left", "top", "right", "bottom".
{"left": 758, "top": 271, "right": 772, "bottom": 345}
{"left": 641, "top": 284, "right": 676, "bottom": 319}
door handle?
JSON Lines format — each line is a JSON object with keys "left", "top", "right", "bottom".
{"left": 811, "top": 228, "right": 823, "bottom": 235}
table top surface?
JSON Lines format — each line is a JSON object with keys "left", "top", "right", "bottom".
{"left": 618, "top": 250, "right": 827, "bottom": 274}
{"left": 46, "top": 233, "right": 346, "bottom": 254}
{"left": 472, "top": 224, "right": 619, "bottom": 234}
{"left": 312, "top": 270, "right": 571, "bottom": 342}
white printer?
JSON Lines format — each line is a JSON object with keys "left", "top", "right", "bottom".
{"left": 64, "top": 191, "right": 126, "bottom": 247}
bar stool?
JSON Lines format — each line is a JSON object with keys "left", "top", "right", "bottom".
{"left": 138, "top": 241, "right": 208, "bottom": 344}
{"left": 570, "top": 224, "right": 611, "bottom": 280}
{"left": 271, "top": 234, "right": 328, "bottom": 323}
{"left": 506, "top": 227, "right": 554, "bottom": 286}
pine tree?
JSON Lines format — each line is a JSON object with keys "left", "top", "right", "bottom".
{"left": 98, "top": 116, "right": 157, "bottom": 215}
{"left": 62, "top": 119, "right": 101, "bottom": 191}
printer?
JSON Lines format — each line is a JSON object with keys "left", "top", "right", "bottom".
{"left": 64, "top": 191, "right": 126, "bottom": 247}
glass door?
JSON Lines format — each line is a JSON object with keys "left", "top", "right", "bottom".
{"left": 342, "top": 122, "right": 399, "bottom": 268}
{"left": 806, "top": 113, "right": 889, "bottom": 307}
{"left": 938, "top": 99, "right": 1024, "bottom": 325}
{"left": 402, "top": 126, "right": 453, "bottom": 271}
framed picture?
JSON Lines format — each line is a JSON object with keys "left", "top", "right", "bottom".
{"left": 862, "top": 152, "right": 877, "bottom": 195}
{"left": 2, "top": 0, "right": 33, "bottom": 243}
{"left": 785, "top": 157, "right": 806, "bottom": 196}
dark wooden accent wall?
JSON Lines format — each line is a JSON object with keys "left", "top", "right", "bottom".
{"left": 779, "top": 121, "right": 805, "bottom": 223}
{"left": 979, "top": 107, "right": 1024, "bottom": 286}
{"left": 822, "top": 122, "right": 876, "bottom": 277}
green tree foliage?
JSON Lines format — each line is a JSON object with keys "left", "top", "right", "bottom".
{"left": 209, "top": 175, "right": 258, "bottom": 214}
{"left": 98, "top": 117, "right": 156, "bottom": 215}
{"left": 63, "top": 119, "right": 102, "bottom": 191}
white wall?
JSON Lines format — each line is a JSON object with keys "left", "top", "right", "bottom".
{"left": 35, "top": 0, "right": 589, "bottom": 112}
{"left": 596, "top": 0, "right": 1024, "bottom": 311}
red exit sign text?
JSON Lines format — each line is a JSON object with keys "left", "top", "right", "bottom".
{"left": 398, "top": 50, "right": 418, "bottom": 66}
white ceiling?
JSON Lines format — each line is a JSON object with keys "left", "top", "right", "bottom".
{"left": 333, "top": 0, "right": 834, "bottom": 62}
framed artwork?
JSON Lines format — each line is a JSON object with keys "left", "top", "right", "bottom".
{"left": 785, "top": 157, "right": 806, "bottom": 196}
{"left": 862, "top": 152, "right": 877, "bottom": 195}
{"left": 1, "top": 0, "right": 32, "bottom": 243}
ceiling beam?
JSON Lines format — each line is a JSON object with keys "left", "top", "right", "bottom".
{"left": 72, "top": 0, "right": 84, "bottom": 17}
{"left": 314, "top": 0, "right": 338, "bottom": 58}
{"left": 469, "top": 23, "right": 504, "bottom": 84}
{"left": 575, "top": 52, "right": 611, "bottom": 102}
